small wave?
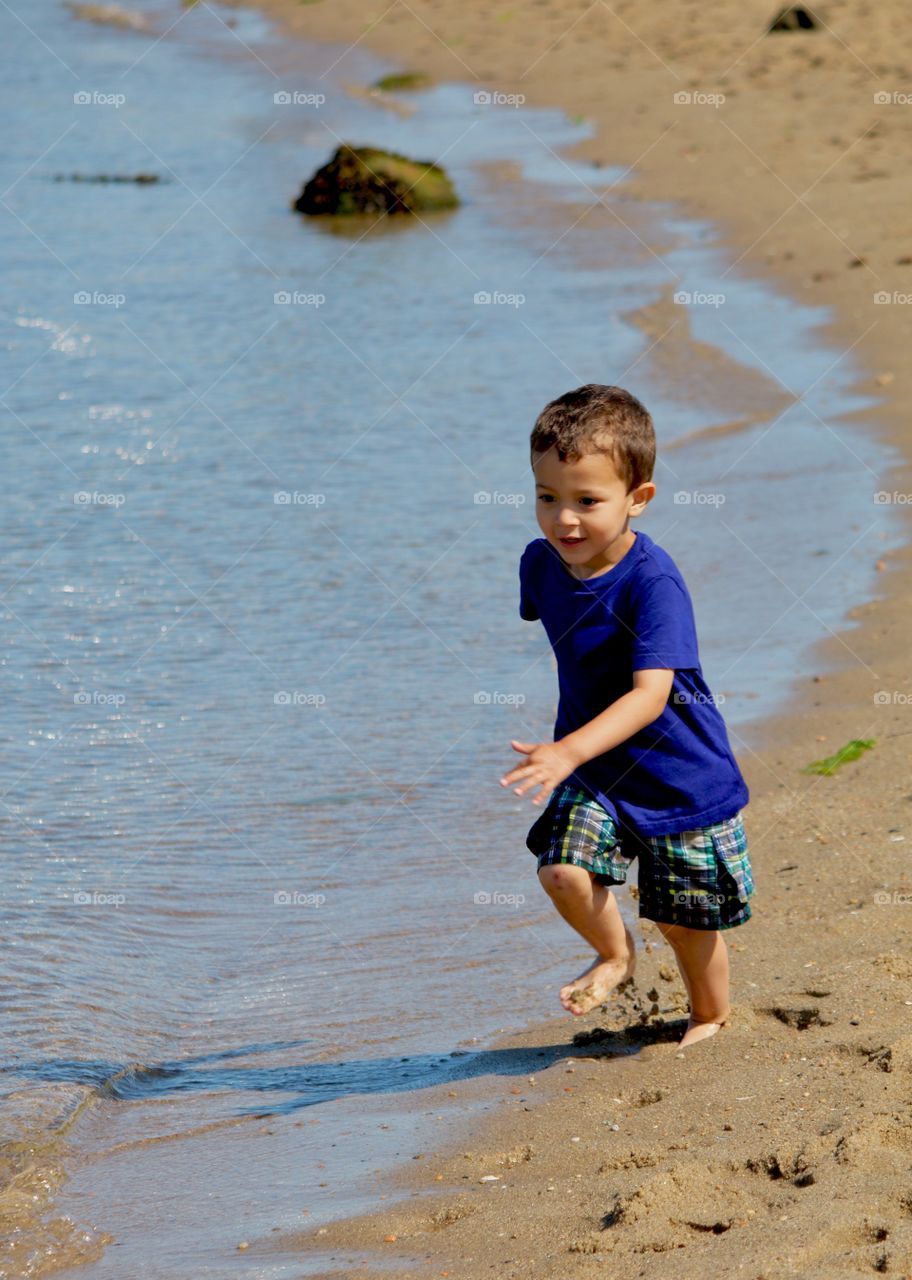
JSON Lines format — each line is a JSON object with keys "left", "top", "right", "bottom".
{"left": 95, "top": 1062, "right": 184, "bottom": 1101}
{"left": 0, "top": 1083, "right": 111, "bottom": 1278}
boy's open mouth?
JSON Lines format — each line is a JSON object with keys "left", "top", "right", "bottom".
{"left": 559, "top": 536, "right": 585, "bottom": 545}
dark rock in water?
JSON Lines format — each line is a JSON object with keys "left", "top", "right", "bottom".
{"left": 54, "top": 173, "right": 162, "bottom": 184}
{"left": 768, "top": 5, "right": 818, "bottom": 31}
{"left": 293, "top": 145, "right": 459, "bottom": 217}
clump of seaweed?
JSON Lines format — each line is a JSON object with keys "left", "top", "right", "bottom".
{"left": 372, "top": 72, "right": 432, "bottom": 92}
{"left": 802, "top": 738, "right": 875, "bottom": 776}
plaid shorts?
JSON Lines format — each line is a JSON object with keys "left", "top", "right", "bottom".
{"left": 526, "top": 782, "right": 753, "bottom": 931}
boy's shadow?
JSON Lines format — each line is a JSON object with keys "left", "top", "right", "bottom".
{"left": 3, "top": 1019, "right": 688, "bottom": 1119}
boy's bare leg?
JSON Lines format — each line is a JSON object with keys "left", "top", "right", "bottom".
{"left": 656, "top": 921, "right": 731, "bottom": 1046}
{"left": 537, "top": 865, "right": 636, "bottom": 1015}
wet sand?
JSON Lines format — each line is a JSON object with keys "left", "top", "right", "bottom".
{"left": 227, "top": 0, "right": 912, "bottom": 1273}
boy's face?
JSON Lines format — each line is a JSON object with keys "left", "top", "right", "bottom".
{"left": 532, "top": 446, "right": 655, "bottom": 575}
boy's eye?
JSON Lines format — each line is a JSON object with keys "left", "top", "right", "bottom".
{"left": 536, "top": 495, "right": 599, "bottom": 505}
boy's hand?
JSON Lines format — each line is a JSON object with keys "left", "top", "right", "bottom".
{"left": 500, "top": 739, "right": 579, "bottom": 805}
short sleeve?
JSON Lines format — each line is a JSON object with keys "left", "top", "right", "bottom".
{"left": 519, "top": 547, "right": 539, "bottom": 621}
{"left": 628, "top": 574, "right": 700, "bottom": 671}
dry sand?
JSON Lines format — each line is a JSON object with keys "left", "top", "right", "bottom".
{"left": 234, "top": 0, "right": 912, "bottom": 1273}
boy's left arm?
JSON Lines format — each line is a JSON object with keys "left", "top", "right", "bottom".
{"left": 500, "top": 668, "right": 674, "bottom": 804}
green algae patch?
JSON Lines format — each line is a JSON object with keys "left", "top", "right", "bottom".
{"left": 802, "top": 738, "right": 876, "bottom": 776}
{"left": 372, "top": 71, "right": 432, "bottom": 92}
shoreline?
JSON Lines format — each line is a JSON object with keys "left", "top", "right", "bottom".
{"left": 219, "top": 1, "right": 912, "bottom": 1272}
{"left": 235, "top": 0, "right": 912, "bottom": 756}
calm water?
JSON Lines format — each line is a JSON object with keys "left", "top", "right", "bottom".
{"left": 0, "top": 0, "right": 903, "bottom": 1274}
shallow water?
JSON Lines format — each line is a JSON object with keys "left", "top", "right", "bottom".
{"left": 0, "top": 0, "right": 904, "bottom": 1273}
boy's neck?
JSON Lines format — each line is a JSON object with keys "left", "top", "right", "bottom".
{"left": 564, "top": 529, "right": 638, "bottom": 581}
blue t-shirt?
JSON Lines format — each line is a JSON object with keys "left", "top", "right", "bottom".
{"left": 519, "top": 530, "right": 748, "bottom": 835}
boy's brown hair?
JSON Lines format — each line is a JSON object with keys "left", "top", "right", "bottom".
{"left": 530, "top": 384, "right": 655, "bottom": 493}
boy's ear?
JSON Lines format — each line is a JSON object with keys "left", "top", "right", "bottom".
{"left": 629, "top": 481, "right": 656, "bottom": 513}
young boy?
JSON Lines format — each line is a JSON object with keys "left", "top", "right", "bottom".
{"left": 500, "top": 384, "right": 753, "bottom": 1049}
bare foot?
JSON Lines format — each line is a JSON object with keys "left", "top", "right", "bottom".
{"left": 559, "top": 952, "right": 636, "bottom": 1016}
{"left": 677, "top": 1016, "right": 729, "bottom": 1048}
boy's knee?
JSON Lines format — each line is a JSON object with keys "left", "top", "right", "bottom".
{"left": 537, "top": 864, "right": 593, "bottom": 897}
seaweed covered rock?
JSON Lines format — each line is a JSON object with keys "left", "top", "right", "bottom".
{"left": 293, "top": 145, "right": 459, "bottom": 216}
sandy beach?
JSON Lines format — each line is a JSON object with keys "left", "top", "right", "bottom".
{"left": 222, "top": 0, "right": 912, "bottom": 1273}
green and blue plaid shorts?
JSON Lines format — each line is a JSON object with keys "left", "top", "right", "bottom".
{"left": 526, "top": 782, "right": 753, "bottom": 931}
